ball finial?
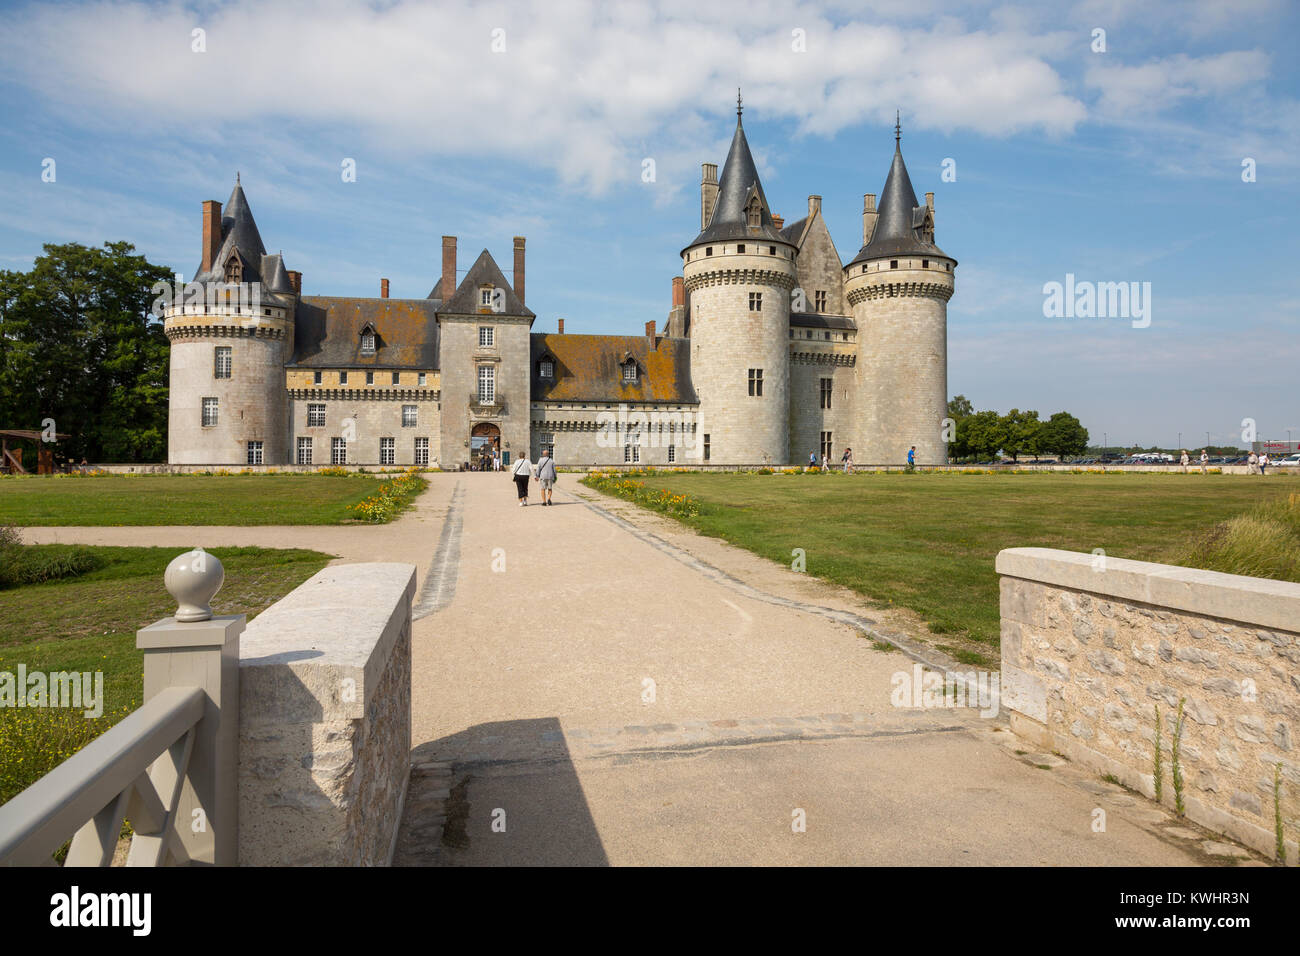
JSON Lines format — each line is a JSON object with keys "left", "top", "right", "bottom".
{"left": 164, "top": 548, "right": 225, "bottom": 622}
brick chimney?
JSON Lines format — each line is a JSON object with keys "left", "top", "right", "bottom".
{"left": 381, "top": 278, "right": 389, "bottom": 299}
{"left": 863, "top": 193, "right": 878, "bottom": 246}
{"left": 440, "top": 236, "right": 456, "bottom": 302}
{"left": 808, "top": 195, "right": 821, "bottom": 218}
{"left": 772, "top": 214, "right": 784, "bottom": 231}
{"left": 513, "top": 236, "right": 526, "bottom": 307}
{"left": 701, "top": 163, "right": 719, "bottom": 230}
{"left": 645, "top": 320, "right": 656, "bottom": 343}
{"left": 201, "top": 200, "right": 222, "bottom": 274}
{"left": 287, "top": 270, "right": 302, "bottom": 295}
{"left": 558, "top": 318, "right": 565, "bottom": 334}
{"left": 671, "top": 276, "right": 684, "bottom": 307}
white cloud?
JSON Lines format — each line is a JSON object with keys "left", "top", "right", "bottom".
{"left": 1085, "top": 50, "right": 1271, "bottom": 116}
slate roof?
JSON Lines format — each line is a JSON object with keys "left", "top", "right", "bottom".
{"left": 192, "top": 179, "right": 296, "bottom": 304}
{"left": 848, "top": 144, "right": 951, "bottom": 265}
{"left": 779, "top": 215, "right": 811, "bottom": 248}
{"left": 289, "top": 297, "right": 440, "bottom": 369}
{"left": 437, "top": 249, "right": 534, "bottom": 317}
{"left": 531, "top": 333, "right": 698, "bottom": 404}
{"left": 790, "top": 313, "right": 856, "bottom": 331}
{"left": 684, "top": 115, "right": 793, "bottom": 252}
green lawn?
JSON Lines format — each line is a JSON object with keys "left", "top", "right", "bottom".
{"left": 0, "top": 474, "right": 421, "bottom": 525}
{"left": 585, "top": 471, "right": 1300, "bottom": 666}
{"left": 0, "top": 545, "right": 332, "bottom": 803}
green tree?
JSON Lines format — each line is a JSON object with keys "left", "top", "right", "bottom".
{"left": 946, "top": 394, "right": 975, "bottom": 459}
{"left": 960, "top": 409, "right": 1007, "bottom": 460}
{"left": 0, "top": 242, "right": 172, "bottom": 462}
{"left": 1039, "top": 411, "right": 1089, "bottom": 458}
{"left": 1000, "top": 408, "right": 1043, "bottom": 462}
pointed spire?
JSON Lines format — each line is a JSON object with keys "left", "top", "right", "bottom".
{"left": 894, "top": 111, "right": 900, "bottom": 146}
{"left": 848, "top": 128, "right": 949, "bottom": 264}
{"left": 737, "top": 87, "right": 743, "bottom": 123}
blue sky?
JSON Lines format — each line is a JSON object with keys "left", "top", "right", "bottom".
{"left": 1, "top": 0, "right": 1296, "bottom": 449}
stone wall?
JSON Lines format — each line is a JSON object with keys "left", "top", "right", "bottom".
{"left": 237, "top": 563, "right": 415, "bottom": 866}
{"left": 288, "top": 392, "right": 440, "bottom": 466}
{"left": 998, "top": 547, "right": 1300, "bottom": 860}
{"left": 529, "top": 402, "right": 701, "bottom": 466}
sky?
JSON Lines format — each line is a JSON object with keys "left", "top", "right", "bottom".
{"left": 0, "top": 0, "right": 1296, "bottom": 450}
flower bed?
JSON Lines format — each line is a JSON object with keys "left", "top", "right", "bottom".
{"left": 581, "top": 471, "right": 701, "bottom": 518}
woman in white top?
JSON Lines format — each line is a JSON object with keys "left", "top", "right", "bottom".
{"left": 511, "top": 454, "right": 533, "bottom": 505}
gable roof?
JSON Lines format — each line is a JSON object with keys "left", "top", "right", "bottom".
{"left": 848, "top": 143, "right": 951, "bottom": 264}
{"left": 530, "top": 333, "right": 697, "bottom": 404}
{"left": 439, "top": 249, "right": 534, "bottom": 318}
{"left": 290, "top": 297, "right": 440, "bottom": 369}
{"left": 684, "top": 114, "right": 792, "bottom": 252}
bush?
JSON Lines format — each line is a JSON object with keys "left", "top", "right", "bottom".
{"left": 0, "top": 543, "right": 102, "bottom": 589}
{"left": 0, "top": 705, "right": 136, "bottom": 806}
{"left": 1178, "top": 495, "right": 1300, "bottom": 582}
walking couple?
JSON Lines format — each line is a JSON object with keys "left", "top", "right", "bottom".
{"left": 511, "top": 448, "right": 558, "bottom": 506}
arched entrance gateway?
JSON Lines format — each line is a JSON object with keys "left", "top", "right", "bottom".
{"left": 470, "top": 422, "right": 502, "bottom": 471}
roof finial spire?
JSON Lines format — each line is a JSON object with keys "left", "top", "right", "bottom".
{"left": 737, "top": 87, "right": 743, "bottom": 121}
{"left": 236, "top": 170, "right": 241, "bottom": 185}
{"left": 895, "top": 111, "right": 901, "bottom": 145}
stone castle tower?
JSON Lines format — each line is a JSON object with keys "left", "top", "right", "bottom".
{"left": 680, "top": 101, "right": 798, "bottom": 465}
{"left": 165, "top": 178, "right": 300, "bottom": 465}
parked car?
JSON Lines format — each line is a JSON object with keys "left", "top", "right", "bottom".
{"left": 1275, "top": 454, "right": 1300, "bottom": 467}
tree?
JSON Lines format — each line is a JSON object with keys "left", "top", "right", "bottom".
{"left": 0, "top": 242, "right": 172, "bottom": 462}
{"left": 946, "top": 394, "right": 975, "bottom": 459}
{"left": 960, "top": 409, "right": 1007, "bottom": 460}
{"left": 1039, "top": 411, "right": 1089, "bottom": 458}
{"left": 1000, "top": 408, "right": 1043, "bottom": 462}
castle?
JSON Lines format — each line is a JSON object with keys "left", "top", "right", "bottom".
{"left": 165, "top": 105, "right": 956, "bottom": 468}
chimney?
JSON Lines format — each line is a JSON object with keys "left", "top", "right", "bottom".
{"left": 772, "top": 214, "right": 784, "bottom": 231}
{"left": 671, "top": 276, "right": 684, "bottom": 307}
{"left": 440, "top": 236, "right": 457, "bottom": 302}
{"left": 381, "top": 278, "right": 389, "bottom": 299}
{"left": 925, "top": 192, "right": 934, "bottom": 212}
{"left": 558, "top": 318, "right": 565, "bottom": 334}
{"left": 287, "top": 270, "right": 302, "bottom": 295}
{"left": 701, "top": 163, "right": 719, "bottom": 231}
{"left": 513, "top": 236, "right": 526, "bottom": 307}
{"left": 808, "top": 195, "right": 821, "bottom": 218}
{"left": 645, "top": 320, "right": 657, "bottom": 343}
{"left": 863, "top": 193, "right": 878, "bottom": 246}
{"left": 201, "top": 200, "right": 222, "bottom": 274}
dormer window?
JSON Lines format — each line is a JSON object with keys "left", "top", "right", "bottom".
{"left": 360, "top": 324, "right": 377, "bottom": 354}
{"left": 622, "top": 361, "right": 638, "bottom": 384}
{"left": 747, "top": 197, "right": 762, "bottom": 228}
{"left": 539, "top": 358, "right": 554, "bottom": 379}
{"left": 223, "top": 252, "right": 243, "bottom": 284}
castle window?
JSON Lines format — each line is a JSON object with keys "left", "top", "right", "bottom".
{"left": 824, "top": 332, "right": 831, "bottom": 341}
{"left": 246, "top": 441, "right": 263, "bottom": 465}
{"left": 223, "top": 254, "right": 242, "bottom": 284}
{"left": 331, "top": 437, "right": 347, "bottom": 464}
{"left": 366, "top": 371, "right": 375, "bottom": 385}
{"left": 737, "top": 244, "right": 746, "bottom": 254}
{"left": 339, "top": 371, "right": 348, "bottom": 385}
{"left": 539, "top": 432, "right": 555, "bottom": 457}
{"left": 418, "top": 372, "right": 427, "bottom": 387}
{"left": 307, "top": 403, "right": 325, "bottom": 427}
{"left": 624, "top": 430, "right": 640, "bottom": 463}
{"left": 749, "top": 292, "right": 762, "bottom": 312}
{"left": 392, "top": 372, "right": 400, "bottom": 385}
{"left": 402, "top": 405, "right": 417, "bottom": 427}
{"left": 478, "top": 365, "right": 496, "bottom": 403}
{"left": 703, "top": 434, "right": 710, "bottom": 461}
{"left": 313, "top": 370, "right": 322, "bottom": 385}
{"left": 296, "top": 437, "right": 312, "bottom": 465}
{"left": 479, "top": 326, "right": 494, "bottom": 347}
{"left": 214, "top": 346, "right": 232, "bottom": 379}
{"left": 821, "top": 431, "right": 833, "bottom": 462}
{"left": 768, "top": 246, "right": 776, "bottom": 255}
{"left": 922, "top": 259, "right": 929, "bottom": 269}
{"left": 668, "top": 444, "right": 675, "bottom": 463}
{"left": 806, "top": 330, "right": 813, "bottom": 339}
{"left": 540, "top": 359, "right": 554, "bottom": 379}
{"left": 380, "top": 437, "right": 395, "bottom": 465}
{"left": 479, "top": 288, "right": 496, "bottom": 311}
{"left": 201, "top": 397, "right": 218, "bottom": 427}
{"left": 814, "top": 291, "right": 827, "bottom": 312}
{"left": 748, "top": 368, "right": 763, "bottom": 397}
{"left": 890, "top": 260, "right": 898, "bottom": 269}
{"left": 820, "top": 378, "right": 832, "bottom": 410}
{"left": 415, "top": 437, "right": 429, "bottom": 466}
{"left": 747, "top": 199, "right": 761, "bottom": 228}
{"left": 361, "top": 331, "right": 376, "bottom": 354}
{"left": 705, "top": 247, "right": 712, "bottom": 256}
{"left": 622, "top": 362, "right": 638, "bottom": 384}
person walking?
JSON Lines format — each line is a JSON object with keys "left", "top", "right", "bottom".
{"left": 907, "top": 445, "right": 916, "bottom": 468}
{"left": 1248, "top": 450, "right": 1258, "bottom": 474}
{"left": 511, "top": 452, "right": 533, "bottom": 505}
{"left": 1199, "top": 449, "right": 1209, "bottom": 474}
{"left": 809, "top": 451, "right": 817, "bottom": 470}
{"left": 842, "top": 447, "right": 853, "bottom": 473}
{"left": 1180, "top": 449, "right": 1189, "bottom": 473}
{"left": 1260, "top": 451, "right": 1270, "bottom": 475}
{"left": 535, "top": 447, "right": 558, "bottom": 506}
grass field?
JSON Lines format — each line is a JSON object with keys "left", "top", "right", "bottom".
{"left": 0, "top": 474, "right": 423, "bottom": 526}
{"left": 583, "top": 471, "right": 1300, "bottom": 667}
{"left": 0, "top": 544, "right": 332, "bottom": 803}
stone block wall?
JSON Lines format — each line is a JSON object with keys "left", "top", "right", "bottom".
{"left": 998, "top": 547, "right": 1300, "bottom": 860}
{"left": 237, "top": 563, "right": 415, "bottom": 866}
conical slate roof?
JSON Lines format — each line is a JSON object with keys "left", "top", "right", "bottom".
{"left": 194, "top": 177, "right": 276, "bottom": 285}
{"left": 684, "top": 113, "right": 791, "bottom": 252}
{"left": 438, "top": 249, "right": 534, "bottom": 318}
{"left": 848, "top": 142, "right": 950, "bottom": 264}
